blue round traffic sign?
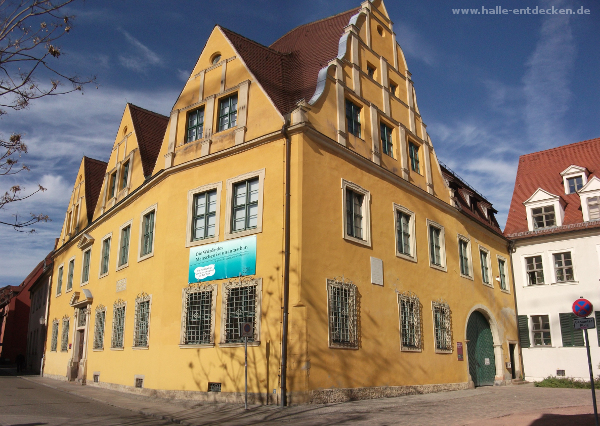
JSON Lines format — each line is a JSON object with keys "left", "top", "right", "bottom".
{"left": 573, "top": 298, "right": 593, "bottom": 318}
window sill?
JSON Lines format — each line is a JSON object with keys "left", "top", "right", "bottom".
{"left": 460, "top": 273, "right": 474, "bottom": 281}
{"left": 435, "top": 349, "right": 453, "bottom": 354}
{"left": 482, "top": 282, "right": 494, "bottom": 289}
{"left": 529, "top": 345, "right": 553, "bottom": 349}
{"left": 93, "top": 349, "right": 104, "bottom": 352}
{"left": 56, "top": 293, "right": 62, "bottom": 297}
{"left": 396, "top": 252, "right": 417, "bottom": 263}
{"left": 80, "top": 281, "right": 89, "bottom": 287}
{"left": 224, "top": 227, "right": 261, "bottom": 241}
{"left": 343, "top": 234, "right": 371, "bottom": 248}
{"left": 116, "top": 263, "right": 129, "bottom": 272}
{"left": 132, "top": 346, "right": 149, "bottom": 350}
{"left": 401, "top": 347, "right": 422, "bottom": 353}
{"left": 329, "top": 344, "right": 359, "bottom": 350}
{"left": 98, "top": 272, "right": 109, "bottom": 280}
{"left": 179, "top": 343, "right": 215, "bottom": 349}
{"left": 219, "top": 341, "right": 260, "bottom": 348}
{"left": 552, "top": 281, "right": 579, "bottom": 286}
{"left": 500, "top": 289, "right": 511, "bottom": 295}
{"left": 110, "top": 347, "right": 124, "bottom": 351}
{"left": 186, "top": 235, "right": 220, "bottom": 248}
{"left": 429, "top": 263, "right": 447, "bottom": 273}
{"left": 137, "top": 252, "right": 154, "bottom": 263}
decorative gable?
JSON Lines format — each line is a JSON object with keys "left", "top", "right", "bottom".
{"left": 77, "top": 233, "right": 95, "bottom": 250}
{"left": 523, "top": 188, "right": 564, "bottom": 231}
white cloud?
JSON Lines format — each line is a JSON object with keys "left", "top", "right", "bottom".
{"left": 395, "top": 22, "right": 437, "bottom": 66}
{"left": 177, "top": 69, "right": 191, "bottom": 82}
{"left": 119, "top": 30, "right": 162, "bottom": 73}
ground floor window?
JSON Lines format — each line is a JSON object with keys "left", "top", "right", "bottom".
{"left": 133, "top": 293, "right": 151, "bottom": 348}
{"left": 222, "top": 277, "right": 262, "bottom": 344}
{"left": 181, "top": 284, "right": 216, "bottom": 345}
{"left": 399, "top": 292, "right": 421, "bottom": 351}
{"left": 327, "top": 277, "right": 358, "bottom": 349}
{"left": 531, "top": 315, "right": 551, "bottom": 346}
{"left": 93, "top": 305, "right": 106, "bottom": 350}
{"left": 50, "top": 320, "right": 59, "bottom": 351}
{"left": 111, "top": 300, "right": 126, "bottom": 349}
{"left": 432, "top": 300, "right": 452, "bottom": 353}
{"left": 60, "top": 317, "right": 70, "bottom": 352}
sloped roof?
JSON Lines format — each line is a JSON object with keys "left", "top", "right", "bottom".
{"left": 129, "top": 104, "right": 169, "bottom": 177}
{"left": 220, "top": 7, "right": 359, "bottom": 115}
{"left": 504, "top": 137, "right": 600, "bottom": 237}
{"left": 83, "top": 157, "right": 108, "bottom": 223}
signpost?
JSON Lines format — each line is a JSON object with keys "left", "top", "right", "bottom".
{"left": 241, "top": 322, "right": 253, "bottom": 410}
{"left": 572, "top": 297, "right": 598, "bottom": 426}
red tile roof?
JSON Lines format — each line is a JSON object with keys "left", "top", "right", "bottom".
{"left": 504, "top": 137, "right": 600, "bottom": 237}
{"left": 83, "top": 157, "right": 108, "bottom": 223}
{"left": 220, "top": 7, "right": 359, "bottom": 115}
{"left": 129, "top": 104, "right": 169, "bottom": 177}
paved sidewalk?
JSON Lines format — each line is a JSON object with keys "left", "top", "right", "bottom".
{"left": 18, "top": 374, "right": 600, "bottom": 425}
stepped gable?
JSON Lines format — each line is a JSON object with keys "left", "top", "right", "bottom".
{"left": 129, "top": 104, "right": 169, "bottom": 177}
{"left": 83, "top": 157, "right": 107, "bottom": 223}
{"left": 504, "top": 137, "right": 600, "bottom": 236}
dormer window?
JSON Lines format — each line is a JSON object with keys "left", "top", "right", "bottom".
{"left": 560, "top": 165, "right": 588, "bottom": 195}
{"left": 588, "top": 196, "right": 600, "bottom": 220}
{"left": 579, "top": 177, "right": 600, "bottom": 221}
{"left": 523, "top": 188, "right": 564, "bottom": 231}
{"left": 532, "top": 206, "right": 555, "bottom": 229}
{"left": 567, "top": 176, "right": 583, "bottom": 194}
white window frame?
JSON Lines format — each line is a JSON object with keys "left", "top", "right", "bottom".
{"left": 426, "top": 219, "right": 446, "bottom": 272}
{"left": 579, "top": 177, "right": 600, "bottom": 222}
{"left": 138, "top": 204, "right": 157, "bottom": 262}
{"left": 98, "top": 232, "right": 112, "bottom": 279}
{"left": 224, "top": 169, "right": 265, "bottom": 240}
{"left": 93, "top": 305, "right": 107, "bottom": 351}
{"left": 560, "top": 165, "right": 587, "bottom": 195}
{"left": 522, "top": 252, "right": 546, "bottom": 286}
{"left": 431, "top": 300, "right": 452, "bottom": 354}
{"left": 530, "top": 313, "right": 552, "bottom": 347}
{"left": 133, "top": 293, "right": 152, "bottom": 349}
{"left": 457, "top": 234, "right": 473, "bottom": 279}
{"left": 523, "top": 188, "right": 564, "bottom": 231}
{"left": 496, "top": 254, "right": 510, "bottom": 293}
{"left": 220, "top": 277, "right": 262, "bottom": 347}
{"left": 186, "top": 182, "right": 222, "bottom": 247}
{"left": 56, "top": 263, "right": 64, "bottom": 296}
{"left": 179, "top": 283, "right": 218, "bottom": 348}
{"left": 116, "top": 219, "right": 133, "bottom": 271}
{"left": 65, "top": 256, "right": 76, "bottom": 292}
{"left": 478, "top": 245, "right": 492, "bottom": 287}
{"left": 548, "top": 248, "right": 576, "bottom": 284}
{"left": 341, "top": 179, "right": 372, "bottom": 247}
{"left": 393, "top": 203, "right": 416, "bottom": 262}
{"left": 80, "top": 248, "right": 92, "bottom": 286}
{"left": 110, "top": 300, "right": 127, "bottom": 350}
{"left": 397, "top": 291, "right": 422, "bottom": 352}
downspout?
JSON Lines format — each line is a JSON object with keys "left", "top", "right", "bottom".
{"left": 507, "top": 240, "right": 525, "bottom": 380}
{"left": 280, "top": 119, "right": 291, "bottom": 407}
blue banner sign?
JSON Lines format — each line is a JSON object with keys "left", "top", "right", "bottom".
{"left": 188, "top": 235, "right": 256, "bottom": 283}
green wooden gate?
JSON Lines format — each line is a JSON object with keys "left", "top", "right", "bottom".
{"left": 467, "top": 311, "right": 496, "bottom": 386}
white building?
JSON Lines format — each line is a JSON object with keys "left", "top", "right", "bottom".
{"left": 505, "top": 137, "right": 600, "bottom": 381}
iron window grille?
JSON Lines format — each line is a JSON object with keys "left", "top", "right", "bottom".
{"left": 554, "top": 252, "right": 574, "bottom": 282}
{"left": 50, "top": 320, "right": 59, "bottom": 351}
{"left": 186, "top": 108, "right": 205, "bottom": 143}
{"left": 380, "top": 123, "right": 393, "bottom": 157}
{"left": 345, "top": 100, "right": 361, "bottom": 138}
{"left": 181, "top": 284, "right": 216, "bottom": 345}
{"left": 458, "top": 239, "right": 470, "bottom": 276}
{"left": 133, "top": 293, "right": 151, "bottom": 348}
{"left": 111, "top": 300, "right": 126, "bottom": 349}
{"left": 567, "top": 176, "right": 583, "bottom": 193}
{"left": 101, "top": 237, "right": 111, "bottom": 275}
{"left": 396, "top": 211, "right": 411, "bottom": 256}
{"left": 223, "top": 278, "right": 259, "bottom": 344}
{"left": 531, "top": 315, "right": 551, "bottom": 346}
{"left": 77, "top": 307, "right": 87, "bottom": 327}
{"left": 232, "top": 178, "right": 259, "bottom": 232}
{"left": 141, "top": 211, "right": 155, "bottom": 256}
{"left": 532, "top": 206, "right": 555, "bottom": 229}
{"left": 432, "top": 300, "right": 452, "bottom": 352}
{"left": 498, "top": 258, "right": 507, "bottom": 290}
{"left": 398, "top": 292, "right": 421, "bottom": 351}
{"left": 82, "top": 249, "right": 91, "bottom": 283}
{"left": 108, "top": 171, "right": 117, "bottom": 199}
{"left": 409, "top": 142, "right": 420, "bottom": 173}
{"left": 327, "top": 277, "right": 358, "bottom": 349}
{"left": 119, "top": 225, "right": 131, "bottom": 267}
{"left": 526, "top": 256, "right": 544, "bottom": 285}
{"left": 429, "top": 226, "right": 442, "bottom": 266}
{"left": 93, "top": 305, "right": 106, "bottom": 350}
{"left": 61, "top": 317, "right": 70, "bottom": 352}
{"left": 588, "top": 196, "right": 600, "bottom": 220}
{"left": 66, "top": 259, "right": 74, "bottom": 291}
{"left": 192, "top": 190, "right": 218, "bottom": 240}
{"left": 218, "top": 95, "right": 238, "bottom": 132}
{"left": 56, "top": 266, "right": 63, "bottom": 295}
{"left": 480, "top": 250, "right": 490, "bottom": 284}
{"left": 346, "top": 189, "right": 364, "bottom": 240}
{"left": 120, "top": 160, "right": 129, "bottom": 190}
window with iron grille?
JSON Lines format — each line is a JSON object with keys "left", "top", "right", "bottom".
{"left": 567, "top": 176, "right": 583, "bottom": 193}
{"left": 56, "top": 265, "right": 63, "bottom": 295}
{"left": 232, "top": 178, "right": 259, "bottom": 233}
{"left": 531, "top": 315, "right": 551, "bottom": 346}
{"left": 133, "top": 293, "right": 151, "bottom": 348}
{"left": 100, "top": 237, "right": 111, "bottom": 275}
{"left": 51, "top": 320, "right": 59, "bottom": 351}
{"left": 532, "top": 206, "right": 555, "bottom": 229}
{"left": 186, "top": 108, "right": 204, "bottom": 143}
{"left": 61, "top": 317, "right": 69, "bottom": 352}
{"left": 78, "top": 307, "right": 87, "bottom": 327}
{"left": 554, "top": 252, "right": 574, "bottom": 282}
{"left": 218, "top": 95, "right": 237, "bottom": 132}
{"left": 525, "top": 255, "right": 544, "bottom": 285}
{"left": 346, "top": 189, "right": 364, "bottom": 240}
{"left": 480, "top": 249, "right": 490, "bottom": 284}
{"left": 141, "top": 211, "right": 155, "bottom": 257}
{"left": 380, "top": 123, "right": 393, "bottom": 157}
{"left": 396, "top": 210, "right": 412, "bottom": 256}
{"left": 66, "top": 259, "right": 74, "bottom": 291}
{"left": 588, "top": 196, "right": 600, "bottom": 221}
{"left": 409, "top": 142, "right": 420, "bottom": 173}
{"left": 345, "top": 100, "right": 361, "bottom": 138}
{"left": 119, "top": 225, "right": 131, "bottom": 267}
{"left": 111, "top": 300, "right": 126, "bottom": 349}
{"left": 498, "top": 258, "right": 507, "bottom": 291}
{"left": 327, "top": 278, "right": 358, "bottom": 349}
{"left": 81, "top": 249, "right": 91, "bottom": 284}
{"left": 458, "top": 237, "right": 471, "bottom": 277}
{"left": 181, "top": 284, "right": 216, "bottom": 345}
{"left": 398, "top": 292, "right": 421, "bottom": 351}
{"left": 432, "top": 301, "right": 452, "bottom": 352}
{"left": 93, "top": 306, "right": 106, "bottom": 350}
{"left": 429, "top": 224, "right": 443, "bottom": 267}
{"left": 223, "top": 279, "right": 259, "bottom": 344}
{"left": 120, "top": 160, "right": 130, "bottom": 190}
{"left": 192, "top": 190, "right": 217, "bottom": 240}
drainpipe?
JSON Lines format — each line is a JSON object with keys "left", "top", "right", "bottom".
{"left": 280, "top": 119, "right": 291, "bottom": 407}
{"left": 508, "top": 240, "right": 525, "bottom": 380}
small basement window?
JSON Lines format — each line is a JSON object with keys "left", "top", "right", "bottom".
{"left": 208, "top": 382, "right": 221, "bottom": 392}
{"left": 135, "top": 377, "right": 144, "bottom": 388}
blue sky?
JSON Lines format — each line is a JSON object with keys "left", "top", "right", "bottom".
{"left": 1, "top": 0, "right": 598, "bottom": 285}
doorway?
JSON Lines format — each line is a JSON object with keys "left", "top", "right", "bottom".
{"left": 509, "top": 343, "right": 516, "bottom": 380}
{"left": 467, "top": 311, "right": 496, "bottom": 387}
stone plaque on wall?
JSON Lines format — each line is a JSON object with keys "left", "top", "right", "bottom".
{"left": 370, "top": 257, "right": 383, "bottom": 286}
{"left": 116, "top": 278, "right": 126, "bottom": 292}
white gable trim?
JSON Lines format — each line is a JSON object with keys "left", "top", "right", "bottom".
{"left": 523, "top": 188, "right": 559, "bottom": 204}
{"left": 560, "top": 165, "right": 588, "bottom": 194}
{"left": 579, "top": 176, "right": 600, "bottom": 193}
{"left": 560, "top": 164, "right": 587, "bottom": 176}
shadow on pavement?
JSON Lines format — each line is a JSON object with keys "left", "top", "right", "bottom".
{"left": 530, "top": 413, "right": 596, "bottom": 425}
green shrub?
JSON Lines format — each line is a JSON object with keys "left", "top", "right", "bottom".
{"left": 534, "top": 376, "right": 600, "bottom": 389}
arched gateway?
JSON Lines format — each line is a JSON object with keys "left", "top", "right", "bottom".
{"left": 466, "top": 311, "right": 496, "bottom": 386}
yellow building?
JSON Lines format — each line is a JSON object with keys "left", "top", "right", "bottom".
{"left": 43, "top": 0, "right": 520, "bottom": 405}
